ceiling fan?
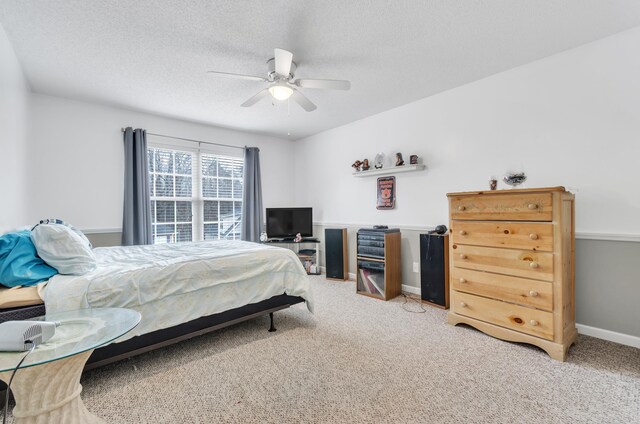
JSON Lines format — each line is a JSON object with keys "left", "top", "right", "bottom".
{"left": 207, "top": 48, "right": 350, "bottom": 112}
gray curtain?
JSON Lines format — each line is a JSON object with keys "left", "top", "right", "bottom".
{"left": 122, "top": 127, "right": 153, "bottom": 246}
{"left": 241, "top": 147, "right": 263, "bottom": 242}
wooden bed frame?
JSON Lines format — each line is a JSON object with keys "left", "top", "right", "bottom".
{"left": 0, "top": 293, "right": 305, "bottom": 393}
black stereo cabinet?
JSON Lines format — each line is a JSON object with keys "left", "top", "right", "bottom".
{"left": 419, "top": 233, "right": 449, "bottom": 309}
{"left": 325, "top": 228, "right": 348, "bottom": 281}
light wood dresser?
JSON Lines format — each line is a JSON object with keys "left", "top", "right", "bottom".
{"left": 446, "top": 187, "right": 576, "bottom": 361}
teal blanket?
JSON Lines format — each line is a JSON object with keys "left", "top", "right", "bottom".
{"left": 0, "top": 230, "right": 58, "bottom": 288}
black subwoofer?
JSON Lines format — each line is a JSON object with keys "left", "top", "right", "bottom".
{"left": 325, "top": 228, "right": 348, "bottom": 280}
{"left": 420, "top": 233, "right": 449, "bottom": 308}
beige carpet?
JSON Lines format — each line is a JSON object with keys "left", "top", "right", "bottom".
{"left": 25, "top": 276, "right": 640, "bottom": 422}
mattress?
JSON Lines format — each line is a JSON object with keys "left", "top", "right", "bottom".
{"left": 43, "top": 240, "right": 313, "bottom": 341}
{"left": 0, "top": 284, "right": 45, "bottom": 309}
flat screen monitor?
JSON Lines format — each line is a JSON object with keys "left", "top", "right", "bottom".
{"left": 266, "top": 207, "right": 313, "bottom": 239}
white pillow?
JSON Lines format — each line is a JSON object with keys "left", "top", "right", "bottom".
{"left": 36, "top": 218, "right": 92, "bottom": 248}
{"left": 31, "top": 224, "right": 97, "bottom": 275}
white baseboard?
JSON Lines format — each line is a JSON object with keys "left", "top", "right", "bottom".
{"left": 402, "top": 284, "right": 420, "bottom": 295}
{"left": 576, "top": 324, "right": 640, "bottom": 348}
{"left": 322, "top": 267, "right": 419, "bottom": 295}
{"left": 326, "top": 270, "right": 424, "bottom": 295}
{"left": 318, "top": 266, "right": 356, "bottom": 281}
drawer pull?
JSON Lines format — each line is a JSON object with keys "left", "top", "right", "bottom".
{"left": 459, "top": 230, "right": 467, "bottom": 235}
{"left": 529, "top": 233, "right": 539, "bottom": 240}
{"left": 458, "top": 205, "right": 466, "bottom": 211}
{"left": 530, "top": 320, "right": 539, "bottom": 327}
{"left": 529, "top": 291, "right": 539, "bottom": 297}
{"left": 530, "top": 262, "right": 539, "bottom": 269}
{"left": 459, "top": 278, "right": 467, "bottom": 283}
{"left": 528, "top": 203, "right": 538, "bottom": 210}
{"left": 460, "top": 302, "right": 467, "bottom": 308}
{"left": 460, "top": 254, "right": 467, "bottom": 259}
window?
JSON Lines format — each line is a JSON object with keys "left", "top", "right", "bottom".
{"left": 201, "top": 154, "right": 244, "bottom": 241}
{"left": 148, "top": 146, "right": 244, "bottom": 244}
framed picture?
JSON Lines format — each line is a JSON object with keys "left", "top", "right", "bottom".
{"left": 376, "top": 176, "right": 396, "bottom": 209}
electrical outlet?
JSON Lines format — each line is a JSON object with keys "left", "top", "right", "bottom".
{"left": 413, "top": 262, "right": 420, "bottom": 273}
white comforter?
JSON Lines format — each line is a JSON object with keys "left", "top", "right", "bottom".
{"left": 43, "top": 240, "right": 313, "bottom": 340}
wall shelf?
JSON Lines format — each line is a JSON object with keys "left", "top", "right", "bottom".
{"left": 352, "top": 163, "right": 425, "bottom": 177}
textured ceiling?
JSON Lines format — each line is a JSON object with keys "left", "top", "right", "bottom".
{"left": 2, "top": 1, "right": 640, "bottom": 140}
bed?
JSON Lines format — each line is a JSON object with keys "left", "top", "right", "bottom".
{"left": 0, "top": 239, "right": 313, "bottom": 370}
{"left": 0, "top": 285, "right": 45, "bottom": 310}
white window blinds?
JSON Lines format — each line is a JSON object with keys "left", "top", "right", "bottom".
{"left": 148, "top": 146, "right": 244, "bottom": 244}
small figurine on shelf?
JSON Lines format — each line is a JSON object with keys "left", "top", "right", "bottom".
{"left": 351, "top": 160, "right": 363, "bottom": 171}
{"left": 395, "top": 152, "right": 405, "bottom": 166}
{"left": 294, "top": 232, "right": 303, "bottom": 243}
{"left": 374, "top": 153, "right": 385, "bottom": 169}
{"left": 362, "top": 159, "right": 370, "bottom": 171}
{"left": 410, "top": 155, "right": 418, "bottom": 165}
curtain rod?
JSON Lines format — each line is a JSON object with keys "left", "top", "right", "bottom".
{"left": 121, "top": 128, "right": 245, "bottom": 150}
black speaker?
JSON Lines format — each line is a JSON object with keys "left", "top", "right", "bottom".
{"left": 420, "top": 233, "right": 449, "bottom": 308}
{"left": 325, "top": 228, "right": 348, "bottom": 280}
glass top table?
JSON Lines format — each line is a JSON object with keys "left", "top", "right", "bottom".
{"left": 0, "top": 307, "right": 141, "bottom": 373}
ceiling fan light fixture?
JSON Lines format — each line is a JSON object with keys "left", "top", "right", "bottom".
{"left": 268, "top": 84, "right": 294, "bottom": 101}
{"left": 209, "top": 48, "right": 347, "bottom": 111}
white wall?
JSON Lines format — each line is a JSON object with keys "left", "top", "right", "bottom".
{"left": 0, "top": 24, "right": 30, "bottom": 230}
{"left": 294, "top": 26, "right": 640, "bottom": 236}
{"left": 28, "top": 94, "right": 296, "bottom": 231}
{"left": 294, "top": 26, "right": 640, "bottom": 343}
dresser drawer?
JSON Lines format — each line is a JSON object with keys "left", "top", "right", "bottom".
{"left": 452, "top": 291, "right": 554, "bottom": 340}
{"left": 451, "top": 221, "right": 553, "bottom": 251}
{"left": 452, "top": 244, "right": 554, "bottom": 282}
{"left": 450, "top": 192, "right": 552, "bottom": 221}
{"left": 451, "top": 268, "right": 553, "bottom": 311}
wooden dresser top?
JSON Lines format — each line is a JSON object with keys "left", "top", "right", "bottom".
{"left": 447, "top": 186, "right": 567, "bottom": 197}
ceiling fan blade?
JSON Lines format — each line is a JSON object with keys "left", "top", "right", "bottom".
{"left": 294, "top": 79, "right": 351, "bottom": 90}
{"left": 290, "top": 90, "right": 317, "bottom": 112}
{"left": 241, "top": 88, "right": 270, "bottom": 107}
{"left": 207, "top": 71, "right": 267, "bottom": 82}
{"left": 274, "top": 48, "right": 293, "bottom": 77}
